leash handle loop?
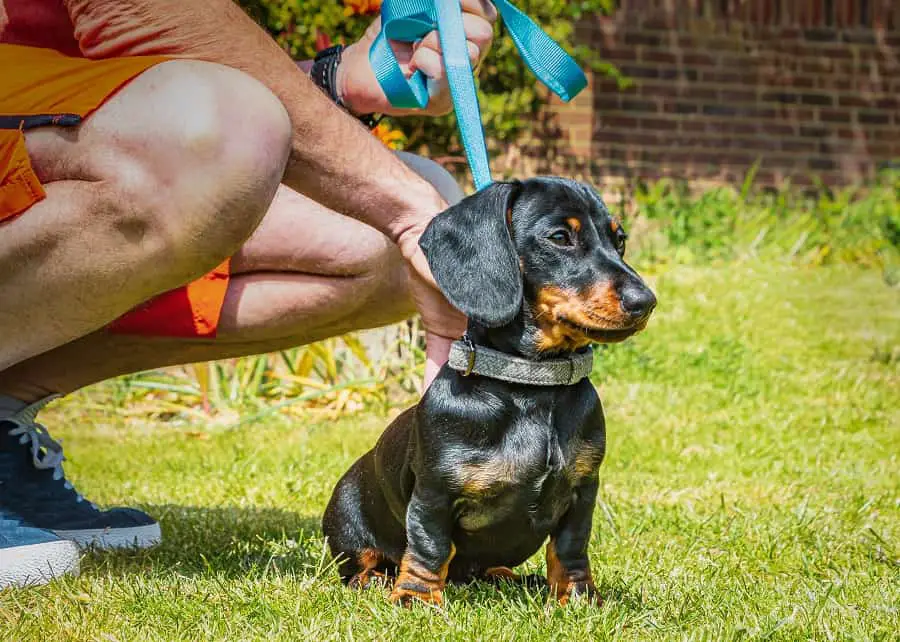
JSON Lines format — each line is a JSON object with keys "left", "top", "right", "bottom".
{"left": 370, "top": 0, "right": 587, "bottom": 191}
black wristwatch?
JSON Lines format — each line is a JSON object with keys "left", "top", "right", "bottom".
{"left": 310, "top": 45, "right": 382, "bottom": 130}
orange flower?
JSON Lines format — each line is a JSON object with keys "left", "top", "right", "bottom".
{"left": 315, "top": 29, "right": 332, "bottom": 52}
{"left": 343, "top": 0, "right": 382, "bottom": 17}
{"left": 372, "top": 122, "right": 406, "bottom": 150}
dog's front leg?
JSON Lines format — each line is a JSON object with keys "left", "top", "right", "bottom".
{"left": 546, "top": 479, "right": 602, "bottom": 606}
{"left": 390, "top": 484, "right": 455, "bottom": 607}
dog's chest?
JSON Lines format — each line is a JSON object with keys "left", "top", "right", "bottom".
{"left": 451, "top": 414, "right": 591, "bottom": 533}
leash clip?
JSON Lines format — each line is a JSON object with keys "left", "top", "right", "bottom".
{"left": 461, "top": 333, "right": 476, "bottom": 376}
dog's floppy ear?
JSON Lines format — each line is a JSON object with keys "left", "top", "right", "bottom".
{"left": 419, "top": 181, "right": 523, "bottom": 328}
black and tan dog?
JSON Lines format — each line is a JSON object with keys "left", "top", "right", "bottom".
{"left": 322, "top": 177, "right": 656, "bottom": 606}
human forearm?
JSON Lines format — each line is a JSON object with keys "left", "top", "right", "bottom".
{"left": 63, "top": 0, "right": 445, "bottom": 241}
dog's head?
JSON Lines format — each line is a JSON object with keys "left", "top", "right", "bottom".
{"left": 420, "top": 177, "right": 656, "bottom": 356}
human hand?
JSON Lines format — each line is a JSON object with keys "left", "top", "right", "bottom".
{"left": 337, "top": 0, "right": 498, "bottom": 117}
{"left": 394, "top": 211, "right": 467, "bottom": 388}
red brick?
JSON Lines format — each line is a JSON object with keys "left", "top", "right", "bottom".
{"left": 617, "top": 65, "right": 663, "bottom": 80}
{"left": 593, "top": 130, "right": 629, "bottom": 144}
{"left": 640, "top": 117, "right": 678, "bottom": 131}
{"left": 802, "top": 45, "right": 855, "bottom": 60}
{"left": 701, "top": 70, "right": 744, "bottom": 84}
{"left": 785, "top": 75, "right": 817, "bottom": 89}
{"left": 761, "top": 90, "right": 799, "bottom": 104}
{"left": 705, "top": 120, "right": 758, "bottom": 135}
{"left": 663, "top": 102, "right": 700, "bottom": 114}
{"left": 836, "top": 128, "right": 864, "bottom": 140}
{"left": 762, "top": 123, "right": 798, "bottom": 136}
{"left": 859, "top": 111, "right": 891, "bottom": 125}
{"left": 683, "top": 86, "right": 719, "bottom": 100}
{"left": 641, "top": 49, "right": 679, "bottom": 64}
{"left": 682, "top": 52, "right": 717, "bottom": 66}
{"left": 775, "top": 106, "right": 816, "bottom": 120}
{"left": 825, "top": 76, "right": 861, "bottom": 91}
{"left": 720, "top": 89, "right": 758, "bottom": 102}
{"left": 819, "top": 109, "right": 852, "bottom": 123}
{"left": 624, "top": 32, "right": 663, "bottom": 46}
{"left": 597, "top": 114, "right": 639, "bottom": 128}
{"left": 599, "top": 47, "right": 639, "bottom": 62}
{"left": 640, "top": 15, "right": 677, "bottom": 30}
{"left": 809, "top": 157, "right": 838, "bottom": 171}
{"left": 800, "top": 93, "right": 834, "bottom": 106}
{"left": 781, "top": 139, "right": 818, "bottom": 153}
{"left": 622, "top": 98, "right": 659, "bottom": 112}
{"left": 637, "top": 82, "right": 681, "bottom": 98}
{"left": 801, "top": 58, "right": 837, "bottom": 74}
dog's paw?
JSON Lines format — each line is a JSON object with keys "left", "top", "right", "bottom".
{"left": 389, "top": 581, "right": 444, "bottom": 607}
{"left": 483, "top": 566, "right": 519, "bottom": 581}
{"left": 347, "top": 569, "right": 387, "bottom": 590}
{"left": 551, "top": 580, "right": 603, "bottom": 607}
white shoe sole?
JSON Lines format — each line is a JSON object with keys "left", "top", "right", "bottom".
{"left": 54, "top": 522, "right": 162, "bottom": 550}
{"left": 0, "top": 539, "right": 80, "bottom": 589}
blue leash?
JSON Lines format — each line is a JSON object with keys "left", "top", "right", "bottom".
{"left": 370, "top": 0, "right": 587, "bottom": 191}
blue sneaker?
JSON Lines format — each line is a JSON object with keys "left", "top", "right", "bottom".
{"left": 0, "top": 512, "right": 80, "bottom": 588}
{"left": 0, "top": 396, "right": 161, "bottom": 550}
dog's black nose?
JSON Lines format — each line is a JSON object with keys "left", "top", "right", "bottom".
{"left": 620, "top": 285, "right": 657, "bottom": 320}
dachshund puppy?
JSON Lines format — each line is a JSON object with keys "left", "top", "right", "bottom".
{"left": 322, "top": 177, "right": 656, "bottom": 606}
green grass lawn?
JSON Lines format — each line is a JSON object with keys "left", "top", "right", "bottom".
{"left": 2, "top": 261, "right": 898, "bottom": 641}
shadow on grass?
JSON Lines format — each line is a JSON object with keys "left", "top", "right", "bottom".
{"left": 80, "top": 504, "right": 330, "bottom": 580}
{"left": 78, "top": 504, "right": 650, "bottom": 612}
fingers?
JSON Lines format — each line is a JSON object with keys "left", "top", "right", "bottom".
{"left": 460, "top": 0, "right": 499, "bottom": 23}
{"left": 411, "top": 13, "right": 493, "bottom": 72}
{"left": 357, "top": 0, "right": 496, "bottom": 115}
{"left": 409, "top": 42, "right": 481, "bottom": 82}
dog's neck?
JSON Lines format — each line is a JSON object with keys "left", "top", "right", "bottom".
{"left": 465, "top": 313, "right": 569, "bottom": 361}
{"left": 466, "top": 320, "right": 532, "bottom": 358}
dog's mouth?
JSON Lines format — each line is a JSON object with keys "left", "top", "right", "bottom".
{"left": 558, "top": 316, "right": 647, "bottom": 343}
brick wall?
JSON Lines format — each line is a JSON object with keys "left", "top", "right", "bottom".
{"left": 546, "top": 0, "right": 900, "bottom": 188}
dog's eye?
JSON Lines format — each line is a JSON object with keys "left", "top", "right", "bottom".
{"left": 614, "top": 229, "right": 628, "bottom": 256}
{"left": 548, "top": 230, "right": 573, "bottom": 246}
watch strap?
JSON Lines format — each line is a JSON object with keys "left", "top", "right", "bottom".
{"left": 310, "top": 45, "right": 383, "bottom": 130}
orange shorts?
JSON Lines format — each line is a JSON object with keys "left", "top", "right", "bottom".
{"left": 0, "top": 44, "right": 231, "bottom": 339}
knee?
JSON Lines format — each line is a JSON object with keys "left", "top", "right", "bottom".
{"left": 154, "top": 61, "right": 291, "bottom": 254}
{"left": 396, "top": 152, "right": 465, "bottom": 206}
{"left": 103, "top": 61, "right": 292, "bottom": 280}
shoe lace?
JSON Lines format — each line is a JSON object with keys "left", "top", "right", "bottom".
{"left": 5, "top": 395, "right": 88, "bottom": 504}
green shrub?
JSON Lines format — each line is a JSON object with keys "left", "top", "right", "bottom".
{"left": 623, "top": 169, "right": 900, "bottom": 273}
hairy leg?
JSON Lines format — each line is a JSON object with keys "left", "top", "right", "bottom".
{"left": 0, "top": 60, "right": 292, "bottom": 371}
{"left": 0, "top": 156, "right": 464, "bottom": 402}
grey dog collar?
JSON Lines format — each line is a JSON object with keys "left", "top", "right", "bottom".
{"left": 448, "top": 337, "right": 593, "bottom": 386}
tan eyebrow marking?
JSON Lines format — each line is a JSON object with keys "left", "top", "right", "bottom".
{"left": 565, "top": 217, "right": 581, "bottom": 233}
